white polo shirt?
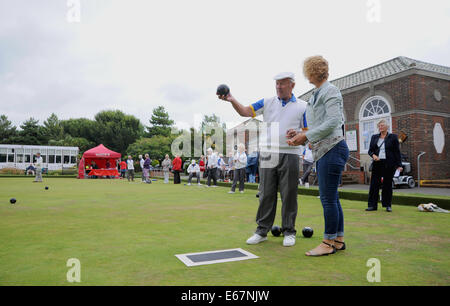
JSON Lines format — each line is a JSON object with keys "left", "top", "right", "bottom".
{"left": 250, "top": 94, "right": 307, "bottom": 154}
{"left": 207, "top": 152, "right": 218, "bottom": 168}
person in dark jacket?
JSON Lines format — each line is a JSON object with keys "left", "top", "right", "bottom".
{"left": 366, "top": 119, "right": 403, "bottom": 212}
{"left": 143, "top": 154, "right": 152, "bottom": 184}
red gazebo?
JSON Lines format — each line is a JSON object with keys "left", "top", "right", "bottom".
{"left": 77, "top": 144, "right": 121, "bottom": 179}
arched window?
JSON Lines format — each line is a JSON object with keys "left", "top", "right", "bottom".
{"left": 359, "top": 96, "right": 392, "bottom": 153}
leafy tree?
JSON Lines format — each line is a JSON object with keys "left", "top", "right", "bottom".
{"left": 145, "top": 106, "right": 174, "bottom": 138}
{"left": 16, "top": 117, "right": 47, "bottom": 145}
{"left": 60, "top": 118, "right": 97, "bottom": 143}
{"left": 94, "top": 110, "right": 144, "bottom": 155}
{"left": 0, "top": 115, "right": 18, "bottom": 144}
{"left": 48, "top": 135, "right": 94, "bottom": 153}
{"left": 42, "top": 113, "right": 64, "bottom": 142}
{"left": 200, "top": 114, "right": 226, "bottom": 154}
{"left": 126, "top": 135, "right": 174, "bottom": 162}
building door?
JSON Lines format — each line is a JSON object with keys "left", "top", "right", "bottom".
{"left": 359, "top": 96, "right": 392, "bottom": 154}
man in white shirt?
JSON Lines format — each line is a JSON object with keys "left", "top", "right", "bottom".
{"left": 34, "top": 152, "right": 43, "bottom": 182}
{"left": 187, "top": 160, "right": 201, "bottom": 185}
{"left": 206, "top": 148, "right": 218, "bottom": 187}
{"left": 139, "top": 155, "right": 145, "bottom": 182}
{"left": 218, "top": 72, "right": 307, "bottom": 247}
{"left": 126, "top": 155, "right": 135, "bottom": 182}
{"left": 229, "top": 143, "right": 247, "bottom": 194}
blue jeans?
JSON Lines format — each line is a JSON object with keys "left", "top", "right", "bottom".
{"left": 249, "top": 174, "right": 256, "bottom": 183}
{"left": 316, "top": 140, "right": 349, "bottom": 240}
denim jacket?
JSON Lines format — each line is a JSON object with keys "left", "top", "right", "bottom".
{"left": 305, "top": 81, "right": 345, "bottom": 161}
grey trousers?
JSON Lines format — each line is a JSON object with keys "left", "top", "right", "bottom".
{"left": 301, "top": 161, "right": 313, "bottom": 183}
{"left": 34, "top": 168, "right": 43, "bottom": 182}
{"left": 231, "top": 168, "right": 245, "bottom": 192}
{"left": 255, "top": 153, "right": 299, "bottom": 237}
{"left": 127, "top": 169, "right": 135, "bottom": 181}
{"left": 188, "top": 172, "right": 200, "bottom": 184}
{"left": 163, "top": 171, "right": 169, "bottom": 183}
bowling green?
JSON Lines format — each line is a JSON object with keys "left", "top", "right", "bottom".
{"left": 0, "top": 177, "right": 449, "bottom": 285}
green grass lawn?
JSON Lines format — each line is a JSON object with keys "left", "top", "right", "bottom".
{"left": 0, "top": 178, "right": 449, "bottom": 286}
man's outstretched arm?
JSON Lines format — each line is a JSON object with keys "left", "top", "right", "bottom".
{"left": 218, "top": 93, "right": 255, "bottom": 117}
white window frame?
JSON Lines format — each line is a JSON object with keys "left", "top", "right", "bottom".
{"left": 359, "top": 96, "right": 392, "bottom": 154}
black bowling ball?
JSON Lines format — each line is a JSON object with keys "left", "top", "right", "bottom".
{"left": 10, "top": 198, "right": 16, "bottom": 204}
{"left": 271, "top": 225, "right": 282, "bottom": 237}
{"left": 216, "top": 84, "right": 230, "bottom": 96}
{"left": 302, "top": 227, "right": 314, "bottom": 238}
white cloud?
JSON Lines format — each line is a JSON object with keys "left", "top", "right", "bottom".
{"left": 0, "top": 0, "right": 449, "bottom": 129}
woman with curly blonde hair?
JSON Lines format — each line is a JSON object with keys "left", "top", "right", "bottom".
{"left": 287, "top": 55, "right": 349, "bottom": 256}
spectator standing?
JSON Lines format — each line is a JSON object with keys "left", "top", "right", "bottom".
{"left": 366, "top": 119, "right": 403, "bottom": 212}
{"left": 300, "top": 146, "right": 314, "bottom": 185}
{"left": 206, "top": 148, "right": 218, "bottom": 187}
{"left": 126, "top": 155, "right": 135, "bottom": 182}
{"left": 217, "top": 153, "right": 226, "bottom": 181}
{"left": 229, "top": 143, "right": 247, "bottom": 193}
{"left": 199, "top": 155, "right": 206, "bottom": 179}
{"left": 120, "top": 159, "right": 127, "bottom": 178}
{"left": 139, "top": 155, "right": 145, "bottom": 182}
{"left": 246, "top": 150, "right": 258, "bottom": 183}
{"left": 227, "top": 152, "right": 234, "bottom": 182}
{"left": 172, "top": 155, "right": 182, "bottom": 184}
{"left": 161, "top": 154, "right": 172, "bottom": 184}
{"left": 143, "top": 154, "right": 152, "bottom": 184}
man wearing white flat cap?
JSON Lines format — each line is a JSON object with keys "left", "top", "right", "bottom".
{"left": 218, "top": 72, "right": 307, "bottom": 247}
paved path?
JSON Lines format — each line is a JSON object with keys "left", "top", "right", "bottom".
{"left": 340, "top": 184, "right": 450, "bottom": 197}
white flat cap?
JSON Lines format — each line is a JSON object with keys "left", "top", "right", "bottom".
{"left": 274, "top": 72, "right": 295, "bottom": 81}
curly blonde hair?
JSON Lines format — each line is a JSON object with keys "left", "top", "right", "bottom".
{"left": 303, "top": 56, "right": 329, "bottom": 82}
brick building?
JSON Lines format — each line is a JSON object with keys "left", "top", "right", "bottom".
{"left": 299, "top": 56, "right": 449, "bottom": 183}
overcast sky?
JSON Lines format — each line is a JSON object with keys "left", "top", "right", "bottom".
{"left": 1, "top": 0, "right": 449, "bottom": 131}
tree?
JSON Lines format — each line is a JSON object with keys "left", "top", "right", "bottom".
{"left": 94, "top": 110, "right": 144, "bottom": 155}
{"left": 126, "top": 135, "right": 174, "bottom": 162}
{"left": 16, "top": 117, "right": 47, "bottom": 145}
{"left": 200, "top": 114, "right": 226, "bottom": 155}
{"left": 42, "top": 113, "right": 64, "bottom": 142}
{"left": 48, "top": 135, "right": 94, "bottom": 153}
{"left": 60, "top": 118, "right": 97, "bottom": 143}
{"left": 0, "top": 115, "right": 18, "bottom": 144}
{"left": 145, "top": 106, "right": 174, "bottom": 138}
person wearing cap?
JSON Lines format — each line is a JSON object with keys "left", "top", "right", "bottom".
{"left": 187, "top": 160, "right": 201, "bottom": 185}
{"left": 33, "top": 152, "right": 43, "bottom": 182}
{"left": 218, "top": 72, "right": 307, "bottom": 247}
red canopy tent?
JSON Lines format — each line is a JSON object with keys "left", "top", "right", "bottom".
{"left": 77, "top": 144, "right": 121, "bottom": 179}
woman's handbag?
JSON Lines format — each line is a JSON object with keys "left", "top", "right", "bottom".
{"left": 369, "top": 137, "right": 387, "bottom": 172}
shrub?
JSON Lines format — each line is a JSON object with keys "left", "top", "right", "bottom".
{"left": 0, "top": 167, "right": 24, "bottom": 175}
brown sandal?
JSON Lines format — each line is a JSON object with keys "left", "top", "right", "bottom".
{"left": 305, "top": 241, "right": 337, "bottom": 257}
